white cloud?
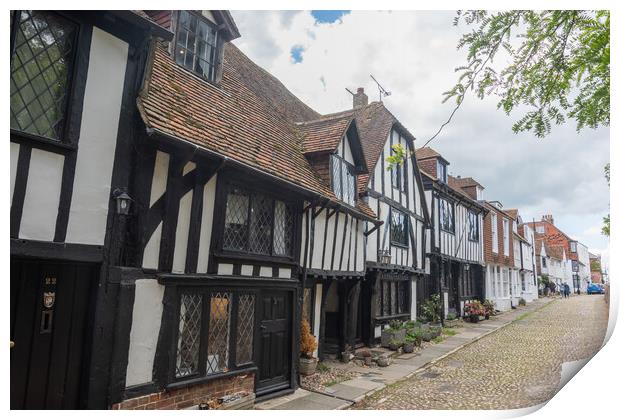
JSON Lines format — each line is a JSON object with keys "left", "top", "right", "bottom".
{"left": 231, "top": 10, "right": 610, "bottom": 265}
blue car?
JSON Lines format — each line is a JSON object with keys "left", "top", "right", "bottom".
{"left": 587, "top": 283, "right": 605, "bottom": 294}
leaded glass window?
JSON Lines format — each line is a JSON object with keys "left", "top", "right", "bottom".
{"left": 439, "top": 198, "right": 455, "bottom": 233}
{"left": 273, "top": 201, "right": 294, "bottom": 256}
{"left": 10, "top": 11, "right": 78, "bottom": 141}
{"left": 378, "top": 275, "right": 410, "bottom": 318}
{"left": 222, "top": 186, "right": 294, "bottom": 257}
{"left": 248, "top": 193, "right": 273, "bottom": 255}
{"left": 331, "top": 154, "right": 356, "bottom": 206}
{"left": 468, "top": 210, "right": 479, "bottom": 241}
{"left": 207, "top": 292, "right": 231, "bottom": 374}
{"left": 175, "top": 294, "right": 203, "bottom": 378}
{"left": 235, "top": 294, "right": 255, "bottom": 365}
{"left": 390, "top": 208, "right": 408, "bottom": 247}
{"left": 175, "top": 11, "right": 219, "bottom": 81}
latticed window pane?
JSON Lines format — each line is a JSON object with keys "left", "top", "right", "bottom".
{"left": 207, "top": 292, "right": 231, "bottom": 374}
{"left": 273, "top": 201, "right": 293, "bottom": 256}
{"left": 344, "top": 164, "right": 356, "bottom": 205}
{"left": 249, "top": 193, "right": 273, "bottom": 254}
{"left": 223, "top": 188, "right": 249, "bottom": 251}
{"left": 331, "top": 155, "right": 342, "bottom": 200}
{"left": 391, "top": 209, "right": 408, "bottom": 246}
{"left": 235, "top": 294, "right": 255, "bottom": 365}
{"left": 175, "top": 294, "right": 203, "bottom": 378}
{"left": 10, "top": 11, "right": 77, "bottom": 140}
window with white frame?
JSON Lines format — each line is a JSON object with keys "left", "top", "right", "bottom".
{"left": 503, "top": 219, "right": 509, "bottom": 256}
{"left": 437, "top": 161, "right": 447, "bottom": 183}
{"left": 491, "top": 213, "right": 498, "bottom": 253}
{"left": 535, "top": 225, "right": 545, "bottom": 234}
{"left": 569, "top": 241, "right": 577, "bottom": 253}
{"left": 174, "top": 11, "right": 220, "bottom": 82}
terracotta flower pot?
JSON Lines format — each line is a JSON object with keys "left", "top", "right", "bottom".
{"left": 299, "top": 357, "right": 317, "bottom": 376}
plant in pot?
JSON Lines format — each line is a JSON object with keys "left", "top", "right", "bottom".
{"left": 430, "top": 325, "right": 443, "bottom": 339}
{"left": 464, "top": 301, "right": 484, "bottom": 323}
{"left": 403, "top": 334, "right": 417, "bottom": 353}
{"left": 381, "top": 319, "right": 406, "bottom": 347}
{"left": 421, "top": 294, "right": 442, "bottom": 327}
{"left": 299, "top": 319, "right": 318, "bottom": 376}
{"left": 519, "top": 297, "right": 526, "bottom": 306}
{"left": 388, "top": 338, "right": 401, "bottom": 351}
{"left": 482, "top": 299, "right": 495, "bottom": 319}
{"left": 444, "top": 312, "right": 459, "bottom": 328}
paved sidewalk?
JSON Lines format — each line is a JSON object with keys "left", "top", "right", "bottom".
{"left": 255, "top": 297, "right": 553, "bottom": 410}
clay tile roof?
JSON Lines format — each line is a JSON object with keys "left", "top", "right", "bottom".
{"left": 547, "top": 245, "right": 565, "bottom": 260}
{"left": 451, "top": 176, "right": 483, "bottom": 189}
{"left": 138, "top": 42, "right": 376, "bottom": 220}
{"left": 346, "top": 102, "right": 417, "bottom": 193}
{"left": 504, "top": 209, "right": 518, "bottom": 220}
{"left": 415, "top": 146, "right": 442, "bottom": 160}
{"left": 297, "top": 112, "right": 354, "bottom": 154}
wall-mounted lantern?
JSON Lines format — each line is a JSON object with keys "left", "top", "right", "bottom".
{"left": 113, "top": 189, "right": 132, "bottom": 216}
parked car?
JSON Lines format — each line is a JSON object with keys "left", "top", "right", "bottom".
{"left": 587, "top": 283, "right": 605, "bottom": 294}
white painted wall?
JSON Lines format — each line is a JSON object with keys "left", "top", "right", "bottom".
{"left": 125, "top": 279, "right": 165, "bottom": 387}
{"left": 171, "top": 189, "right": 193, "bottom": 273}
{"left": 65, "top": 27, "right": 128, "bottom": 245}
{"left": 196, "top": 174, "right": 217, "bottom": 273}
{"left": 19, "top": 149, "right": 64, "bottom": 241}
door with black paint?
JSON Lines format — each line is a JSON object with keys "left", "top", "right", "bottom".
{"left": 256, "top": 290, "right": 291, "bottom": 396}
{"left": 10, "top": 259, "right": 96, "bottom": 409}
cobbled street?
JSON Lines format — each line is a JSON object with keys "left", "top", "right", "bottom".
{"left": 356, "top": 295, "right": 609, "bottom": 410}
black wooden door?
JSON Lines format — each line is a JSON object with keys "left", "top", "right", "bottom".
{"left": 256, "top": 291, "right": 291, "bottom": 396}
{"left": 11, "top": 259, "right": 96, "bottom": 409}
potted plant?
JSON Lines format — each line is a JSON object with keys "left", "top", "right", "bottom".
{"left": 403, "top": 335, "right": 416, "bottom": 353}
{"left": 519, "top": 297, "right": 526, "bottom": 306}
{"left": 482, "top": 299, "right": 495, "bottom": 319}
{"left": 421, "top": 294, "right": 442, "bottom": 327}
{"left": 444, "top": 312, "right": 460, "bottom": 328}
{"left": 430, "top": 325, "right": 443, "bottom": 339}
{"left": 381, "top": 319, "right": 406, "bottom": 347}
{"left": 299, "top": 319, "right": 318, "bottom": 376}
{"left": 388, "top": 338, "right": 401, "bottom": 351}
{"left": 464, "top": 300, "right": 484, "bottom": 323}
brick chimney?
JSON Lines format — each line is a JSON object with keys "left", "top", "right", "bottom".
{"left": 353, "top": 87, "right": 368, "bottom": 108}
{"left": 542, "top": 214, "right": 554, "bottom": 225}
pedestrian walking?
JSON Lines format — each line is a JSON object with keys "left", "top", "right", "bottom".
{"left": 564, "top": 283, "right": 571, "bottom": 298}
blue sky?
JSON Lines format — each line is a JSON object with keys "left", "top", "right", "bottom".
{"left": 310, "top": 10, "right": 350, "bottom": 23}
{"left": 231, "top": 11, "right": 610, "bottom": 269}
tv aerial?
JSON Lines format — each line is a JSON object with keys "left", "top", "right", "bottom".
{"left": 370, "top": 74, "right": 391, "bottom": 102}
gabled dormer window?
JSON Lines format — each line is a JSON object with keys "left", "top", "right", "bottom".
{"left": 331, "top": 154, "right": 356, "bottom": 206}
{"left": 437, "top": 161, "right": 447, "bottom": 183}
{"left": 174, "top": 11, "right": 220, "bottom": 82}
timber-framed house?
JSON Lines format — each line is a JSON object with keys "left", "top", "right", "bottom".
{"left": 115, "top": 10, "right": 379, "bottom": 408}
{"left": 10, "top": 10, "right": 172, "bottom": 409}
{"left": 416, "top": 148, "right": 487, "bottom": 317}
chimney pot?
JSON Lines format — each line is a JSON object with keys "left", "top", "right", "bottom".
{"left": 353, "top": 87, "right": 368, "bottom": 108}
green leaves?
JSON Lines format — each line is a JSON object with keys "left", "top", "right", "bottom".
{"left": 448, "top": 10, "right": 609, "bottom": 138}
{"left": 386, "top": 143, "right": 408, "bottom": 171}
